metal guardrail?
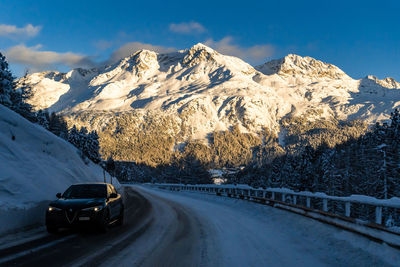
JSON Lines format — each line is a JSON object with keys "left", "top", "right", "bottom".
{"left": 148, "top": 183, "right": 400, "bottom": 243}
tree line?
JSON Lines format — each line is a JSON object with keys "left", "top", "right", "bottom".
{"left": 236, "top": 110, "right": 400, "bottom": 200}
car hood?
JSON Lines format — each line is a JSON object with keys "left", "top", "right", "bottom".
{"left": 50, "top": 198, "right": 105, "bottom": 209}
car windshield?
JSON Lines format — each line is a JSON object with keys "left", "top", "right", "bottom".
{"left": 62, "top": 184, "right": 107, "bottom": 199}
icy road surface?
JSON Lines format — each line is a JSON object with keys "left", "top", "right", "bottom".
{"left": 1, "top": 185, "right": 399, "bottom": 266}
{"left": 106, "top": 185, "right": 400, "bottom": 267}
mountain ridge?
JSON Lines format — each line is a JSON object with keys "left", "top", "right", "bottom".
{"left": 18, "top": 43, "right": 400, "bottom": 141}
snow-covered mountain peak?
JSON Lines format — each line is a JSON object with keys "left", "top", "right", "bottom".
{"left": 256, "top": 54, "right": 348, "bottom": 80}
{"left": 364, "top": 75, "right": 400, "bottom": 89}
{"left": 118, "top": 49, "right": 159, "bottom": 72}
{"left": 89, "top": 49, "right": 160, "bottom": 86}
{"left": 182, "top": 43, "right": 219, "bottom": 67}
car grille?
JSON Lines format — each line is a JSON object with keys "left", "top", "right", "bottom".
{"left": 65, "top": 209, "right": 78, "bottom": 224}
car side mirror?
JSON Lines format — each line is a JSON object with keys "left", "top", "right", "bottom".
{"left": 56, "top": 193, "right": 62, "bottom": 198}
{"left": 110, "top": 193, "right": 118, "bottom": 198}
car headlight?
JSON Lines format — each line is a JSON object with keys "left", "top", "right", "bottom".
{"left": 48, "top": 206, "right": 61, "bottom": 212}
{"left": 82, "top": 205, "right": 103, "bottom": 212}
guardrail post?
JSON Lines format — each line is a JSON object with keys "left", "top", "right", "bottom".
{"left": 323, "top": 199, "right": 328, "bottom": 212}
{"left": 375, "top": 206, "right": 382, "bottom": 224}
{"left": 293, "top": 195, "right": 297, "bottom": 205}
{"left": 306, "top": 197, "right": 311, "bottom": 208}
{"left": 271, "top": 192, "right": 275, "bottom": 200}
{"left": 345, "top": 202, "right": 351, "bottom": 217}
{"left": 262, "top": 191, "right": 266, "bottom": 198}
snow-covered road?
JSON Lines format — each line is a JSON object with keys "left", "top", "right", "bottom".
{"left": 1, "top": 185, "right": 399, "bottom": 266}
{"left": 106, "top": 185, "right": 400, "bottom": 266}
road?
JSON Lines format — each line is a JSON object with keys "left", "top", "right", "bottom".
{"left": 0, "top": 185, "right": 399, "bottom": 267}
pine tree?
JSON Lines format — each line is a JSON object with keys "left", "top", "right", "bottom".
{"left": 86, "top": 130, "right": 101, "bottom": 163}
{"left": 36, "top": 110, "right": 50, "bottom": 129}
{"left": 48, "top": 112, "right": 68, "bottom": 138}
{"left": 68, "top": 126, "right": 101, "bottom": 164}
{"left": 12, "top": 71, "right": 37, "bottom": 122}
{"left": 0, "top": 52, "right": 15, "bottom": 107}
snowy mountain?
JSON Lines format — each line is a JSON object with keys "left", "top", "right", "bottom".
{"left": 256, "top": 53, "right": 349, "bottom": 79}
{"left": 19, "top": 43, "right": 400, "bottom": 140}
{"left": 0, "top": 105, "right": 116, "bottom": 234}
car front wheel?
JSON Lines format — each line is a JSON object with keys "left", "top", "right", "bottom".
{"left": 46, "top": 224, "right": 58, "bottom": 234}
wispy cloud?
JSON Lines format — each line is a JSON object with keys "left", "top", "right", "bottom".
{"left": 5, "top": 37, "right": 273, "bottom": 74}
{"left": 5, "top": 44, "right": 94, "bottom": 71}
{"left": 6, "top": 41, "right": 176, "bottom": 72}
{"left": 0, "top": 24, "right": 41, "bottom": 40}
{"left": 93, "top": 40, "right": 113, "bottom": 51}
{"left": 204, "top": 36, "right": 274, "bottom": 63}
{"left": 106, "top": 42, "right": 176, "bottom": 64}
{"left": 169, "top": 21, "right": 206, "bottom": 35}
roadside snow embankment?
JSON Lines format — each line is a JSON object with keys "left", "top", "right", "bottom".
{"left": 0, "top": 105, "right": 118, "bottom": 235}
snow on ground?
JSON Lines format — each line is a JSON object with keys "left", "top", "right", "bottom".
{"left": 124, "top": 185, "right": 400, "bottom": 267}
{"left": 0, "top": 105, "right": 118, "bottom": 235}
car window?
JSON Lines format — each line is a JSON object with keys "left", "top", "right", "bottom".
{"left": 63, "top": 184, "right": 107, "bottom": 199}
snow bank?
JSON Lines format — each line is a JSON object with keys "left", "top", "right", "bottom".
{"left": 0, "top": 105, "right": 119, "bottom": 234}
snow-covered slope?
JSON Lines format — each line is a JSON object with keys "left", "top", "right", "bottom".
{"left": 19, "top": 43, "right": 400, "bottom": 139}
{"left": 0, "top": 105, "right": 116, "bottom": 234}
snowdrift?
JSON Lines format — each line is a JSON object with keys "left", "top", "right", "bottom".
{"left": 0, "top": 105, "right": 118, "bottom": 235}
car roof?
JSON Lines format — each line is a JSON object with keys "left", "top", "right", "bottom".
{"left": 70, "top": 182, "right": 112, "bottom": 186}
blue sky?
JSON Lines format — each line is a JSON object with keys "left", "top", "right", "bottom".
{"left": 0, "top": 0, "right": 399, "bottom": 80}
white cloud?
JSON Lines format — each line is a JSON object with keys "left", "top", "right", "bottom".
{"left": 5, "top": 44, "right": 94, "bottom": 71}
{"left": 204, "top": 36, "right": 274, "bottom": 63}
{"left": 0, "top": 24, "right": 41, "bottom": 40}
{"left": 5, "top": 41, "right": 176, "bottom": 72}
{"left": 169, "top": 21, "right": 206, "bottom": 35}
{"left": 4, "top": 37, "right": 273, "bottom": 74}
{"left": 107, "top": 42, "right": 176, "bottom": 64}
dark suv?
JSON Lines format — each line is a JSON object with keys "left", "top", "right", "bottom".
{"left": 45, "top": 183, "right": 124, "bottom": 233}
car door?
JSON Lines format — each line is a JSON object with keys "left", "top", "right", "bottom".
{"left": 106, "top": 185, "right": 116, "bottom": 219}
{"left": 110, "top": 185, "right": 121, "bottom": 218}
{"left": 108, "top": 185, "right": 119, "bottom": 219}
{"left": 111, "top": 185, "right": 122, "bottom": 210}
